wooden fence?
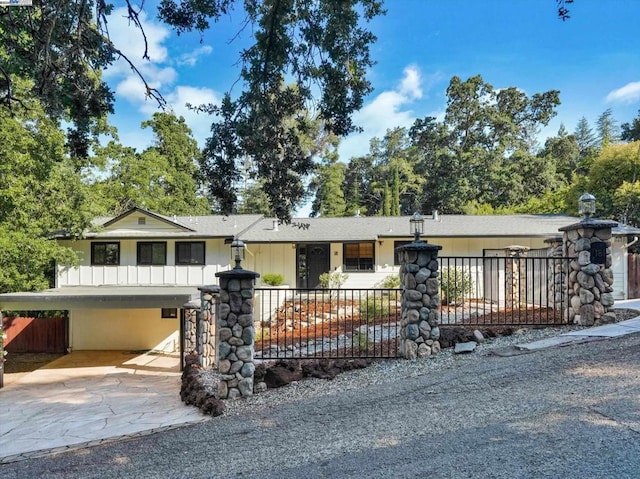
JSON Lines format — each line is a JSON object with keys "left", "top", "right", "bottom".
{"left": 2, "top": 316, "right": 67, "bottom": 353}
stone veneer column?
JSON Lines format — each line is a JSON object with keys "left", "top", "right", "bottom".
{"left": 215, "top": 268, "right": 260, "bottom": 399}
{"left": 395, "top": 240, "right": 443, "bottom": 359}
{"left": 545, "top": 236, "right": 567, "bottom": 314}
{"left": 182, "top": 299, "right": 200, "bottom": 367}
{"left": 559, "top": 218, "right": 618, "bottom": 326}
{"left": 198, "top": 286, "right": 220, "bottom": 368}
{"left": 504, "top": 246, "right": 529, "bottom": 307}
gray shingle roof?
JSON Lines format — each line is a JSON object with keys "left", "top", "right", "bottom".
{"left": 85, "top": 208, "right": 640, "bottom": 242}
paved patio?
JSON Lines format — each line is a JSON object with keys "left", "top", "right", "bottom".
{"left": 0, "top": 351, "right": 209, "bottom": 464}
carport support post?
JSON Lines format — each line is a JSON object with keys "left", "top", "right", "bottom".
{"left": 215, "top": 267, "right": 260, "bottom": 399}
{"left": 559, "top": 218, "right": 618, "bottom": 326}
{"left": 196, "top": 288, "right": 220, "bottom": 369}
{"left": 395, "top": 240, "right": 442, "bottom": 359}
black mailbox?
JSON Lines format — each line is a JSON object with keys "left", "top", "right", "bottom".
{"left": 591, "top": 241, "right": 607, "bottom": 266}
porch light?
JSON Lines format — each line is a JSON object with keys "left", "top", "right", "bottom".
{"left": 231, "top": 239, "right": 245, "bottom": 270}
{"left": 410, "top": 212, "right": 424, "bottom": 241}
{"left": 578, "top": 193, "right": 596, "bottom": 219}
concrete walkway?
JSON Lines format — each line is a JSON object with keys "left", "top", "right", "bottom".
{"left": 0, "top": 351, "right": 208, "bottom": 464}
{"left": 516, "top": 299, "right": 640, "bottom": 350}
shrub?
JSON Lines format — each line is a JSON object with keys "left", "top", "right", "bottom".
{"left": 318, "top": 271, "right": 349, "bottom": 288}
{"left": 375, "top": 274, "right": 400, "bottom": 289}
{"left": 262, "top": 273, "right": 285, "bottom": 286}
{"left": 439, "top": 266, "right": 474, "bottom": 305}
{"left": 358, "top": 295, "right": 392, "bottom": 322}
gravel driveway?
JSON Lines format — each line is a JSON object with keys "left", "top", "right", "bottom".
{"left": 2, "top": 328, "right": 639, "bottom": 479}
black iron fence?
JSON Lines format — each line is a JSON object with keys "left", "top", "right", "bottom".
{"left": 254, "top": 288, "right": 401, "bottom": 360}
{"left": 438, "top": 256, "right": 571, "bottom": 327}
{"left": 253, "top": 256, "right": 571, "bottom": 360}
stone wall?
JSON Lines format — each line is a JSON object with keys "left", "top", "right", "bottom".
{"left": 545, "top": 236, "right": 567, "bottom": 313}
{"left": 182, "top": 301, "right": 199, "bottom": 367}
{"left": 396, "top": 241, "right": 442, "bottom": 359}
{"left": 560, "top": 219, "right": 618, "bottom": 326}
{"left": 504, "top": 246, "right": 529, "bottom": 307}
{"left": 199, "top": 287, "right": 219, "bottom": 368}
{"left": 215, "top": 270, "right": 259, "bottom": 399}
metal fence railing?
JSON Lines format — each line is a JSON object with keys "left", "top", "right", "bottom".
{"left": 254, "top": 288, "right": 401, "bottom": 360}
{"left": 438, "top": 256, "right": 571, "bottom": 327}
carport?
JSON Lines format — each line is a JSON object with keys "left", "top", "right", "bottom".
{"left": 0, "top": 286, "right": 200, "bottom": 386}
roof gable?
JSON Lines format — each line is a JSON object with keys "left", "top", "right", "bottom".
{"left": 100, "top": 207, "right": 196, "bottom": 233}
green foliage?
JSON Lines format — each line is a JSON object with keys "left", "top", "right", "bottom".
{"left": 358, "top": 296, "right": 391, "bottom": 322}
{"left": 439, "top": 266, "right": 474, "bottom": 305}
{"left": 255, "top": 327, "right": 270, "bottom": 343}
{"left": 621, "top": 110, "right": 640, "bottom": 142}
{"left": 318, "top": 271, "right": 349, "bottom": 289}
{"left": 0, "top": 228, "right": 78, "bottom": 293}
{"left": 309, "top": 147, "right": 347, "bottom": 217}
{"left": 375, "top": 275, "right": 401, "bottom": 289}
{"left": 262, "top": 273, "right": 285, "bottom": 286}
{"left": 94, "top": 113, "right": 210, "bottom": 216}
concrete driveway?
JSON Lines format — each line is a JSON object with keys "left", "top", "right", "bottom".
{"left": 0, "top": 351, "right": 208, "bottom": 463}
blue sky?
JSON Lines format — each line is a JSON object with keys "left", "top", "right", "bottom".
{"left": 104, "top": 0, "right": 640, "bottom": 208}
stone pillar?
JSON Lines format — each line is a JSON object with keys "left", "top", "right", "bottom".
{"left": 182, "top": 299, "right": 200, "bottom": 367}
{"left": 215, "top": 268, "right": 260, "bottom": 399}
{"left": 395, "top": 240, "right": 442, "bottom": 359}
{"left": 504, "top": 246, "right": 529, "bottom": 307}
{"left": 545, "top": 236, "right": 567, "bottom": 314}
{"left": 198, "top": 287, "right": 220, "bottom": 368}
{"left": 559, "top": 218, "right": 618, "bottom": 326}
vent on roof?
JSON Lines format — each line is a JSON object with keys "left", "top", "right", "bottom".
{"left": 272, "top": 220, "right": 279, "bottom": 231}
{"left": 138, "top": 217, "right": 146, "bottom": 225}
{"left": 432, "top": 210, "right": 439, "bottom": 221}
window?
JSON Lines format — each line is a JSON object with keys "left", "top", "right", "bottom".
{"left": 394, "top": 241, "right": 411, "bottom": 265}
{"left": 91, "top": 242, "right": 120, "bottom": 265}
{"left": 175, "top": 241, "right": 205, "bottom": 265}
{"left": 137, "top": 242, "right": 167, "bottom": 265}
{"left": 137, "top": 217, "right": 146, "bottom": 225}
{"left": 343, "top": 242, "right": 374, "bottom": 271}
{"left": 161, "top": 308, "right": 178, "bottom": 319}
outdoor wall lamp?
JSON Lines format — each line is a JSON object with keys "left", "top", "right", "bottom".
{"left": 578, "top": 193, "right": 596, "bottom": 219}
{"left": 410, "top": 212, "right": 424, "bottom": 241}
{"left": 231, "top": 239, "right": 245, "bottom": 269}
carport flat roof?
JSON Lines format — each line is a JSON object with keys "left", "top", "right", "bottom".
{"left": 0, "top": 286, "right": 201, "bottom": 311}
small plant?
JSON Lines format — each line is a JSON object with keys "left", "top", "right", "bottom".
{"left": 358, "top": 295, "right": 392, "bottom": 322}
{"left": 262, "top": 273, "right": 285, "bottom": 286}
{"left": 352, "top": 331, "right": 371, "bottom": 353}
{"left": 318, "top": 271, "right": 349, "bottom": 289}
{"left": 439, "top": 266, "right": 474, "bottom": 305}
{"left": 375, "top": 274, "right": 401, "bottom": 289}
{"left": 255, "top": 327, "right": 270, "bottom": 343}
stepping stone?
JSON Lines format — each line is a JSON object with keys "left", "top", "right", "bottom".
{"left": 454, "top": 341, "right": 477, "bottom": 354}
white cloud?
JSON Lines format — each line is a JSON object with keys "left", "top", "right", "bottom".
{"left": 178, "top": 45, "right": 214, "bottom": 66}
{"left": 338, "top": 65, "right": 430, "bottom": 160}
{"left": 606, "top": 82, "right": 640, "bottom": 104}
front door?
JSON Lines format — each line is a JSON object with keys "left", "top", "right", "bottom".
{"left": 297, "top": 243, "right": 330, "bottom": 288}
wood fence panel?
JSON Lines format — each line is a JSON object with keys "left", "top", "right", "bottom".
{"left": 629, "top": 254, "right": 640, "bottom": 299}
{"left": 2, "top": 316, "right": 66, "bottom": 353}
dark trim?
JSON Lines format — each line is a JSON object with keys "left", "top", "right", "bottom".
{"left": 90, "top": 241, "right": 120, "bottom": 266}
{"left": 343, "top": 241, "right": 375, "bottom": 272}
{"left": 175, "top": 241, "right": 206, "bottom": 265}
{"left": 136, "top": 242, "right": 167, "bottom": 266}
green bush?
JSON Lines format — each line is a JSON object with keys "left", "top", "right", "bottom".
{"left": 318, "top": 271, "right": 349, "bottom": 288}
{"left": 375, "top": 274, "right": 400, "bottom": 289}
{"left": 262, "top": 273, "right": 285, "bottom": 286}
{"left": 439, "top": 266, "right": 474, "bottom": 305}
{"left": 358, "top": 296, "right": 392, "bottom": 322}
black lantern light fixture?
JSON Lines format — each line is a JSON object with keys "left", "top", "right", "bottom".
{"left": 578, "top": 193, "right": 596, "bottom": 220}
{"left": 410, "top": 212, "right": 424, "bottom": 241}
{"left": 231, "top": 238, "right": 245, "bottom": 269}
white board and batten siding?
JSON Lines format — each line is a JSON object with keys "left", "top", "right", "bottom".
{"left": 57, "top": 238, "right": 232, "bottom": 287}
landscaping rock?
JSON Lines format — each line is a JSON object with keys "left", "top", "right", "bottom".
{"left": 454, "top": 341, "right": 477, "bottom": 354}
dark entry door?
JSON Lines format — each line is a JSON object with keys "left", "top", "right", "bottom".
{"left": 297, "top": 243, "right": 330, "bottom": 288}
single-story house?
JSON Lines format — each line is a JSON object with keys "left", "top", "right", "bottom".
{"left": 1, "top": 207, "right": 639, "bottom": 354}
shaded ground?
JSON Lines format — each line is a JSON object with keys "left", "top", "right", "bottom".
{"left": 2, "top": 353, "right": 64, "bottom": 386}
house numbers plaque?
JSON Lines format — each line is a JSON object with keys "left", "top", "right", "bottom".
{"left": 591, "top": 241, "right": 607, "bottom": 266}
